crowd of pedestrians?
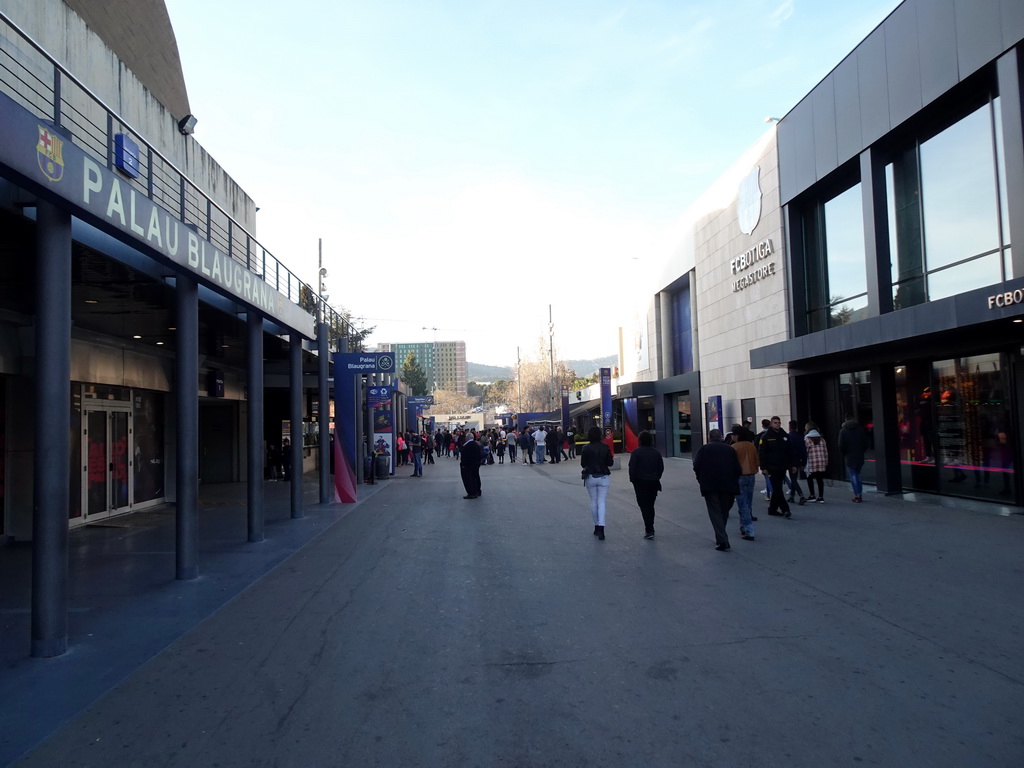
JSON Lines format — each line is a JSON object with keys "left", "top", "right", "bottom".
{"left": 692, "top": 414, "right": 871, "bottom": 550}
{"left": 384, "top": 414, "right": 869, "bottom": 551}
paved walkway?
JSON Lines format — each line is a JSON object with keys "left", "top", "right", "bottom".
{"left": 2, "top": 454, "right": 1022, "bottom": 766}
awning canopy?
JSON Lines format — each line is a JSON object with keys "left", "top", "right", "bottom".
{"left": 569, "top": 396, "right": 602, "bottom": 419}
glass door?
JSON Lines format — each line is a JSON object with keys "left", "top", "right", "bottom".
{"left": 81, "top": 405, "right": 133, "bottom": 523}
{"left": 672, "top": 394, "right": 692, "bottom": 456}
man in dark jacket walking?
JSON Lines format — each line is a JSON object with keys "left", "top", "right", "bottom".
{"left": 518, "top": 429, "right": 533, "bottom": 464}
{"left": 628, "top": 430, "right": 664, "bottom": 539}
{"left": 460, "top": 431, "right": 483, "bottom": 499}
{"left": 839, "top": 417, "right": 870, "bottom": 502}
{"left": 758, "top": 416, "right": 793, "bottom": 518}
{"left": 693, "top": 429, "right": 742, "bottom": 551}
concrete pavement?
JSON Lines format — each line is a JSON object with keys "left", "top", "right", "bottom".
{"left": 4, "top": 453, "right": 1023, "bottom": 767}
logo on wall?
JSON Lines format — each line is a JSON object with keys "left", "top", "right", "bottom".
{"left": 377, "top": 353, "right": 395, "bottom": 371}
{"left": 737, "top": 165, "right": 761, "bottom": 235}
{"left": 36, "top": 126, "right": 65, "bottom": 183}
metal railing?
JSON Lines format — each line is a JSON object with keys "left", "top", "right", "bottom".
{"left": 0, "top": 11, "right": 352, "bottom": 346}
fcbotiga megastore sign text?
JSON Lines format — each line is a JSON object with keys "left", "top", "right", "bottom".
{"left": 730, "top": 238, "right": 775, "bottom": 292}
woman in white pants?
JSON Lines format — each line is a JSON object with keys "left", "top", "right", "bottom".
{"left": 580, "top": 426, "right": 614, "bottom": 539}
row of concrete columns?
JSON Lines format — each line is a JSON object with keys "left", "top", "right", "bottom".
{"left": 30, "top": 200, "right": 329, "bottom": 657}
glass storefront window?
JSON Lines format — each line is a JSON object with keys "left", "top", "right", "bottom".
{"left": 895, "top": 354, "right": 1015, "bottom": 502}
{"left": 133, "top": 390, "right": 164, "bottom": 504}
{"left": 888, "top": 98, "right": 1008, "bottom": 308}
{"left": 838, "top": 370, "right": 875, "bottom": 485}
{"left": 824, "top": 184, "right": 867, "bottom": 302}
{"left": 919, "top": 104, "right": 1000, "bottom": 271}
{"left": 830, "top": 294, "right": 869, "bottom": 327}
{"left": 927, "top": 253, "right": 1001, "bottom": 301}
{"left": 805, "top": 182, "right": 868, "bottom": 332}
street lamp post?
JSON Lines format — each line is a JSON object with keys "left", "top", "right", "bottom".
{"left": 548, "top": 304, "right": 555, "bottom": 412}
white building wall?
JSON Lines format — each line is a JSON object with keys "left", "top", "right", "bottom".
{"left": 624, "top": 128, "right": 793, "bottom": 431}
{"left": 693, "top": 129, "right": 791, "bottom": 428}
{"left": 2, "top": 0, "right": 257, "bottom": 231}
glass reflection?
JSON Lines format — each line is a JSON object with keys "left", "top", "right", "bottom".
{"left": 824, "top": 183, "right": 867, "bottom": 301}
{"left": 920, "top": 104, "right": 1000, "bottom": 270}
{"left": 927, "top": 253, "right": 1000, "bottom": 301}
{"left": 896, "top": 354, "right": 1015, "bottom": 502}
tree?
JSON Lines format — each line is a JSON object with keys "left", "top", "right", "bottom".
{"left": 513, "top": 338, "right": 577, "bottom": 412}
{"left": 481, "top": 379, "right": 515, "bottom": 408}
{"left": 297, "top": 286, "right": 374, "bottom": 351}
{"left": 401, "top": 352, "right": 429, "bottom": 395}
{"left": 428, "top": 389, "right": 477, "bottom": 414}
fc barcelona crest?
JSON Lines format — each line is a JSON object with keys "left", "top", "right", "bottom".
{"left": 36, "top": 126, "right": 65, "bottom": 183}
{"left": 737, "top": 165, "right": 762, "bottom": 235}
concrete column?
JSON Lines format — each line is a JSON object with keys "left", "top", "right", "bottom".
{"left": 175, "top": 274, "right": 199, "bottom": 580}
{"left": 31, "top": 201, "right": 71, "bottom": 658}
{"left": 289, "top": 333, "right": 303, "bottom": 518}
{"left": 861, "top": 147, "right": 892, "bottom": 316}
{"left": 247, "top": 312, "right": 264, "bottom": 542}
{"left": 870, "top": 365, "right": 902, "bottom": 495}
{"left": 317, "top": 321, "right": 330, "bottom": 504}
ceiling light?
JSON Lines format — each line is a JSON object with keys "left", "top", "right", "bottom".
{"left": 156, "top": 341, "right": 164, "bottom": 346}
{"left": 84, "top": 299, "right": 98, "bottom": 304}
{"left": 133, "top": 335, "right": 142, "bottom": 339}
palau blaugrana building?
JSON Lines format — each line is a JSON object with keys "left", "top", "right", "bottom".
{"left": 619, "top": 0, "right": 1023, "bottom": 511}
{"left": 3, "top": 0, "right": 1024, "bottom": 664}
{"left": 0, "top": 0, "right": 340, "bottom": 657}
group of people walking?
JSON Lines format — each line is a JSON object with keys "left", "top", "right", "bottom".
{"left": 441, "top": 415, "right": 869, "bottom": 553}
{"left": 694, "top": 416, "right": 870, "bottom": 551}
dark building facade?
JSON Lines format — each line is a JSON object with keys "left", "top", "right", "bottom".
{"left": 754, "top": 0, "right": 1024, "bottom": 507}
{"left": 0, "top": 1, "right": 341, "bottom": 659}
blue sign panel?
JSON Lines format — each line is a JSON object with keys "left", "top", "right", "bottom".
{"left": 600, "top": 367, "right": 613, "bottom": 429}
{"left": 337, "top": 352, "right": 395, "bottom": 373}
{"left": 368, "top": 386, "right": 392, "bottom": 407}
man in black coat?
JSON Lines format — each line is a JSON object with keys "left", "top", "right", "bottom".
{"left": 693, "top": 429, "right": 742, "bottom": 551}
{"left": 758, "top": 416, "right": 794, "bottom": 518}
{"left": 628, "top": 430, "right": 664, "bottom": 539}
{"left": 460, "top": 431, "right": 483, "bottom": 499}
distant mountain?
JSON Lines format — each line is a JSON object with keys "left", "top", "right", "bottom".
{"left": 467, "top": 355, "right": 617, "bottom": 382}
{"left": 467, "top": 362, "right": 513, "bottom": 381}
{"left": 566, "top": 355, "right": 618, "bottom": 377}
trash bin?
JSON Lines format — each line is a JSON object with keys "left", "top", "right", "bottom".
{"left": 375, "top": 454, "right": 390, "bottom": 479}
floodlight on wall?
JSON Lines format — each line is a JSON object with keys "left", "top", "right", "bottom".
{"left": 764, "top": 116, "right": 780, "bottom": 124}
{"left": 178, "top": 114, "right": 198, "bottom": 135}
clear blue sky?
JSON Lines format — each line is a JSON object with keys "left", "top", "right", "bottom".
{"left": 165, "top": 0, "right": 901, "bottom": 367}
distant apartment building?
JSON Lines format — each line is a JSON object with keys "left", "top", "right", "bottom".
{"left": 376, "top": 340, "right": 467, "bottom": 394}
{"left": 434, "top": 341, "right": 467, "bottom": 394}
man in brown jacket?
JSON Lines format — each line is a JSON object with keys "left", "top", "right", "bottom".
{"left": 731, "top": 424, "right": 759, "bottom": 540}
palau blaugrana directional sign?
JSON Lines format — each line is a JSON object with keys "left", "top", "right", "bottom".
{"left": 332, "top": 353, "right": 395, "bottom": 502}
